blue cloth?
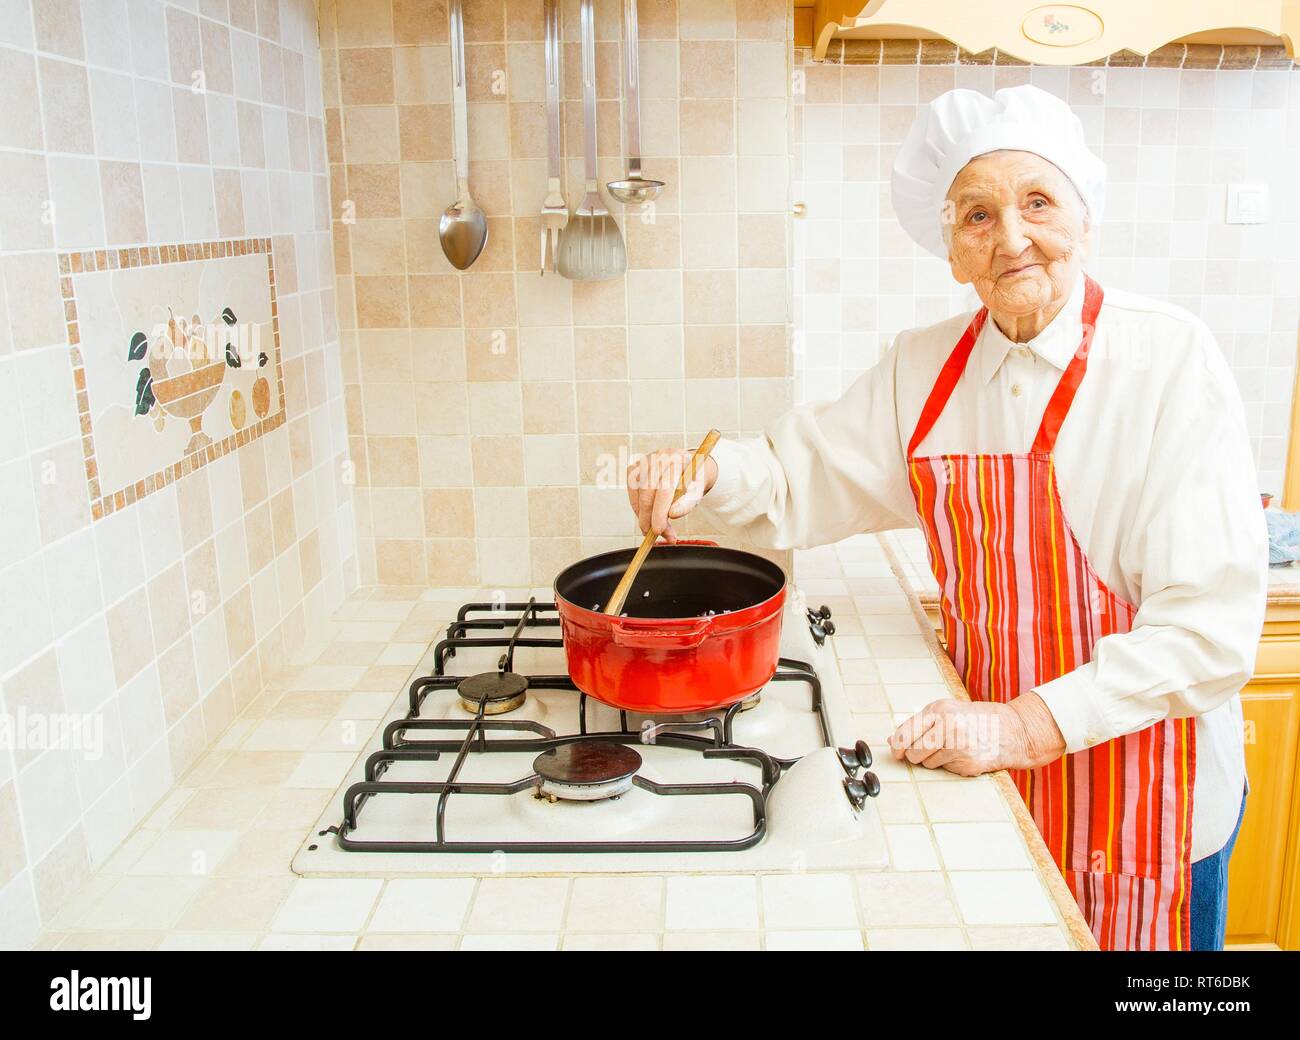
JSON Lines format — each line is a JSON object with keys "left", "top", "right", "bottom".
{"left": 1265, "top": 508, "right": 1300, "bottom": 566}
{"left": 1189, "top": 786, "right": 1247, "bottom": 951}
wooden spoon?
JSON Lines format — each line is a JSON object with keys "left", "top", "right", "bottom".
{"left": 603, "top": 429, "right": 721, "bottom": 617}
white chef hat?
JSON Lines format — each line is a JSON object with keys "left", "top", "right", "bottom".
{"left": 890, "top": 84, "right": 1106, "bottom": 259}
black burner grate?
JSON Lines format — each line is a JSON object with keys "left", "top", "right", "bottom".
{"left": 320, "top": 598, "right": 877, "bottom": 854}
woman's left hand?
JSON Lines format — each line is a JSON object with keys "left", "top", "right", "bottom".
{"left": 887, "top": 692, "right": 1066, "bottom": 776}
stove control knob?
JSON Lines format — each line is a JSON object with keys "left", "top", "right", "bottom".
{"left": 806, "top": 611, "right": 828, "bottom": 645}
{"left": 843, "top": 771, "right": 881, "bottom": 810}
{"left": 806, "top": 604, "right": 835, "bottom": 643}
{"left": 854, "top": 738, "right": 872, "bottom": 769}
{"left": 836, "top": 739, "right": 873, "bottom": 774}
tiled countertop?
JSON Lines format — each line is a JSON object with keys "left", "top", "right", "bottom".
{"left": 1265, "top": 562, "right": 1300, "bottom": 602}
{"left": 33, "top": 535, "right": 1087, "bottom": 951}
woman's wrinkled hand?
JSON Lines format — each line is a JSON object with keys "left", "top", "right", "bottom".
{"left": 625, "top": 448, "right": 719, "bottom": 543}
{"left": 887, "top": 692, "right": 1066, "bottom": 776}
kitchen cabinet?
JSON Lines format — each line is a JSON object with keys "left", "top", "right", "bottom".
{"left": 803, "top": 0, "right": 1300, "bottom": 64}
{"left": 1226, "top": 588, "right": 1300, "bottom": 949}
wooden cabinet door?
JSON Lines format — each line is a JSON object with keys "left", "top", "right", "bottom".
{"left": 1226, "top": 681, "right": 1300, "bottom": 946}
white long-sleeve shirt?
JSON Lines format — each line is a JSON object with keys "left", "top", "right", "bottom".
{"left": 699, "top": 272, "right": 1267, "bottom": 859}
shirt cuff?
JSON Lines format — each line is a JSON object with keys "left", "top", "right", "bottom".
{"left": 698, "top": 436, "right": 746, "bottom": 510}
{"left": 1031, "top": 667, "right": 1116, "bottom": 755}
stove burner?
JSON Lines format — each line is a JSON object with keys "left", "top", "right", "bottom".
{"left": 458, "top": 670, "right": 529, "bottom": 715}
{"left": 533, "top": 741, "right": 643, "bottom": 802}
{"left": 738, "top": 691, "right": 762, "bottom": 711}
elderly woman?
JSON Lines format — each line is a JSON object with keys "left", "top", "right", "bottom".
{"left": 626, "top": 85, "right": 1266, "bottom": 951}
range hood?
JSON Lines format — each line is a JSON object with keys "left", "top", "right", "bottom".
{"left": 810, "top": 0, "right": 1300, "bottom": 64}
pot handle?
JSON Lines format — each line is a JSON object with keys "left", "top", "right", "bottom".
{"left": 611, "top": 616, "right": 714, "bottom": 649}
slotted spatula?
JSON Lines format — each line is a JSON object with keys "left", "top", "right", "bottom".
{"left": 556, "top": 0, "right": 626, "bottom": 282}
{"left": 603, "top": 429, "right": 721, "bottom": 617}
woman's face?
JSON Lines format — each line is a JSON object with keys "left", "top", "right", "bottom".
{"left": 943, "top": 150, "right": 1090, "bottom": 318}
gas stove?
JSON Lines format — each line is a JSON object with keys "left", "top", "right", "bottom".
{"left": 294, "top": 585, "right": 888, "bottom": 874}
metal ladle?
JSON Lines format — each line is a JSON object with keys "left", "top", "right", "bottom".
{"left": 438, "top": 0, "right": 488, "bottom": 270}
{"left": 606, "top": 0, "right": 663, "bottom": 205}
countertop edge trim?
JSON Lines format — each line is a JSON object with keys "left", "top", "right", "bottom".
{"left": 877, "top": 533, "right": 1101, "bottom": 952}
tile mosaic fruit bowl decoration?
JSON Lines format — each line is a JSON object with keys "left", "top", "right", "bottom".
{"left": 59, "top": 239, "right": 285, "bottom": 520}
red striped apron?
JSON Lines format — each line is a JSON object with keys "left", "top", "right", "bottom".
{"left": 906, "top": 276, "right": 1196, "bottom": 950}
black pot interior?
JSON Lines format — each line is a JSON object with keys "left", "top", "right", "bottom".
{"left": 555, "top": 546, "right": 787, "bottom": 619}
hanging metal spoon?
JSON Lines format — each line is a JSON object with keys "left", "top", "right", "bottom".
{"left": 606, "top": 0, "right": 663, "bottom": 205}
{"left": 439, "top": 0, "right": 488, "bottom": 270}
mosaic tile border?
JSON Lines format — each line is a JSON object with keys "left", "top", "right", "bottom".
{"left": 813, "top": 40, "right": 1299, "bottom": 70}
{"left": 58, "top": 238, "right": 287, "bottom": 522}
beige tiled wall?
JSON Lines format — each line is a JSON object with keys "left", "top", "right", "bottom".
{"left": 791, "top": 48, "right": 1300, "bottom": 495}
{"left": 320, "top": 0, "right": 794, "bottom": 587}
{"left": 0, "top": 0, "right": 352, "bottom": 947}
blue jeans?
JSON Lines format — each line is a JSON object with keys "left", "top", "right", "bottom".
{"left": 1189, "top": 787, "right": 1247, "bottom": 951}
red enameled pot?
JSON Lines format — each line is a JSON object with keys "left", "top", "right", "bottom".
{"left": 553, "top": 539, "right": 788, "bottom": 713}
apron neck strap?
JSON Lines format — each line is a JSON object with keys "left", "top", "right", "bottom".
{"left": 905, "top": 307, "right": 989, "bottom": 458}
{"left": 905, "top": 274, "right": 1104, "bottom": 458}
{"left": 1029, "top": 275, "right": 1104, "bottom": 454}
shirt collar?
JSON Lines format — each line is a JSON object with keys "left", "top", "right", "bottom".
{"left": 975, "top": 271, "right": 1088, "bottom": 385}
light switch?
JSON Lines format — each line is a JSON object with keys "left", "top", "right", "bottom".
{"left": 1226, "top": 184, "right": 1269, "bottom": 224}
